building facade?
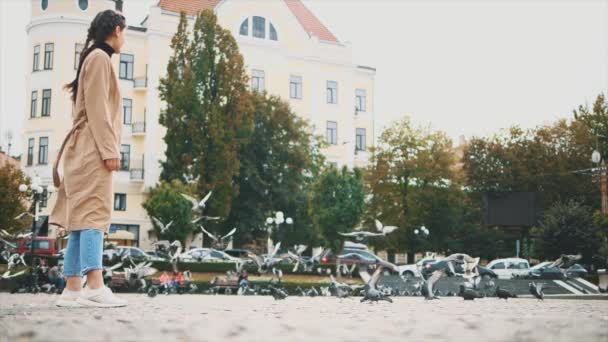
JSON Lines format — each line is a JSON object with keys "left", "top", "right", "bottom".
{"left": 22, "top": 0, "right": 375, "bottom": 249}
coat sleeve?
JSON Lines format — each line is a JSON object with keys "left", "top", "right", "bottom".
{"left": 83, "top": 52, "right": 119, "bottom": 161}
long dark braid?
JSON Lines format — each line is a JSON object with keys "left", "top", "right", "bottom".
{"left": 64, "top": 9, "right": 126, "bottom": 103}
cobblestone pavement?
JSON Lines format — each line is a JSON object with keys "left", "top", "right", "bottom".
{"left": 0, "top": 294, "right": 607, "bottom": 342}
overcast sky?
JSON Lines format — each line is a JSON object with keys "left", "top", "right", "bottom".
{"left": 1, "top": 0, "right": 606, "bottom": 154}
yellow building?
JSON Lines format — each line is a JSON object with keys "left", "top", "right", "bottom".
{"left": 22, "top": 0, "right": 376, "bottom": 249}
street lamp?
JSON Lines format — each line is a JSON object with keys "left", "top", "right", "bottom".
{"left": 591, "top": 149, "right": 607, "bottom": 213}
{"left": 265, "top": 211, "right": 294, "bottom": 253}
{"left": 19, "top": 175, "right": 55, "bottom": 258}
{"left": 414, "top": 225, "right": 430, "bottom": 236}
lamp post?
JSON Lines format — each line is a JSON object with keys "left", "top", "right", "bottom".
{"left": 19, "top": 175, "right": 55, "bottom": 262}
{"left": 265, "top": 211, "right": 293, "bottom": 254}
{"left": 413, "top": 226, "right": 430, "bottom": 262}
{"left": 592, "top": 149, "right": 607, "bottom": 214}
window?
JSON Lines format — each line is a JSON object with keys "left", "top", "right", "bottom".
{"left": 251, "top": 69, "right": 265, "bottom": 92}
{"left": 119, "top": 53, "right": 134, "bottom": 80}
{"left": 239, "top": 18, "right": 249, "bottom": 36}
{"left": 356, "top": 128, "right": 366, "bottom": 151}
{"left": 109, "top": 224, "right": 140, "bottom": 245}
{"left": 38, "top": 137, "right": 48, "bottom": 164}
{"left": 41, "top": 0, "right": 48, "bottom": 10}
{"left": 120, "top": 144, "right": 130, "bottom": 170}
{"left": 269, "top": 23, "right": 278, "bottom": 41}
{"left": 40, "top": 190, "right": 48, "bottom": 208}
{"left": 44, "top": 43, "right": 53, "bottom": 70}
{"left": 74, "top": 43, "right": 84, "bottom": 70}
{"left": 356, "top": 89, "right": 367, "bottom": 112}
{"left": 27, "top": 138, "right": 34, "bottom": 166}
{"left": 123, "top": 98, "right": 132, "bottom": 125}
{"left": 253, "top": 16, "right": 265, "bottom": 39}
{"left": 30, "top": 91, "right": 38, "bottom": 118}
{"left": 290, "top": 75, "right": 302, "bottom": 99}
{"left": 41, "top": 89, "right": 51, "bottom": 116}
{"left": 33, "top": 45, "right": 40, "bottom": 71}
{"left": 326, "top": 121, "right": 338, "bottom": 145}
{"left": 114, "top": 193, "right": 127, "bottom": 211}
{"left": 492, "top": 262, "right": 506, "bottom": 269}
{"left": 78, "top": 0, "right": 88, "bottom": 11}
{"left": 327, "top": 81, "right": 338, "bottom": 104}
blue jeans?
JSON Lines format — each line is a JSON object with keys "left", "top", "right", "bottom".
{"left": 63, "top": 229, "right": 103, "bottom": 277}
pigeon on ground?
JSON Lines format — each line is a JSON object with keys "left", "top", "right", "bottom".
{"left": 529, "top": 282, "right": 544, "bottom": 300}
{"left": 495, "top": 286, "right": 517, "bottom": 300}
{"left": 459, "top": 285, "right": 484, "bottom": 300}
{"left": 268, "top": 284, "right": 288, "bottom": 300}
{"left": 360, "top": 261, "right": 396, "bottom": 303}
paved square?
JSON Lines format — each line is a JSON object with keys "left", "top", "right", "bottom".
{"left": 0, "top": 294, "right": 607, "bottom": 342}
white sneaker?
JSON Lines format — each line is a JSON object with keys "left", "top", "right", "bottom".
{"left": 55, "top": 289, "right": 84, "bottom": 308}
{"left": 76, "top": 286, "right": 128, "bottom": 308}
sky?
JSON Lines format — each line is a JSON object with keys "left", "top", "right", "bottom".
{"left": 1, "top": 0, "right": 606, "bottom": 154}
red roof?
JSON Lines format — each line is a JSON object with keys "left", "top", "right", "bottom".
{"left": 158, "top": 0, "right": 339, "bottom": 43}
{"left": 158, "top": 0, "right": 221, "bottom": 16}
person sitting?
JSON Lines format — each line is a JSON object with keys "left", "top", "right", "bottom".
{"left": 48, "top": 264, "right": 66, "bottom": 292}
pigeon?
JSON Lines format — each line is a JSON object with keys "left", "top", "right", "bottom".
{"left": 0, "top": 229, "right": 32, "bottom": 240}
{"left": 199, "top": 226, "right": 236, "bottom": 250}
{"left": 268, "top": 284, "right": 288, "bottom": 300}
{"left": 374, "top": 219, "right": 399, "bottom": 235}
{"left": 181, "top": 191, "right": 212, "bottom": 215}
{"left": 13, "top": 212, "right": 35, "bottom": 220}
{"left": 338, "top": 231, "right": 384, "bottom": 241}
{"left": 151, "top": 216, "right": 173, "bottom": 234}
{"left": 1, "top": 269, "right": 26, "bottom": 279}
{"left": 529, "top": 282, "right": 544, "bottom": 300}
{"left": 495, "top": 286, "right": 517, "bottom": 300}
{"left": 360, "top": 261, "right": 396, "bottom": 303}
{"left": 549, "top": 254, "right": 582, "bottom": 269}
{"left": 459, "top": 285, "right": 484, "bottom": 300}
{"left": 246, "top": 242, "right": 283, "bottom": 274}
{"left": 328, "top": 275, "right": 352, "bottom": 298}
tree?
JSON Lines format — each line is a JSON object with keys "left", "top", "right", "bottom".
{"left": 225, "top": 93, "right": 324, "bottom": 248}
{"left": 0, "top": 163, "right": 30, "bottom": 234}
{"left": 364, "top": 117, "right": 459, "bottom": 255}
{"left": 574, "top": 93, "right": 608, "bottom": 159}
{"left": 159, "top": 12, "right": 196, "bottom": 183}
{"left": 159, "top": 9, "right": 253, "bottom": 219}
{"left": 309, "top": 167, "right": 365, "bottom": 253}
{"left": 142, "top": 180, "right": 196, "bottom": 245}
{"left": 533, "top": 200, "right": 598, "bottom": 264}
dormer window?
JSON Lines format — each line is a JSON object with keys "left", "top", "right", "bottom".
{"left": 78, "top": 0, "right": 89, "bottom": 11}
{"left": 239, "top": 16, "right": 278, "bottom": 41}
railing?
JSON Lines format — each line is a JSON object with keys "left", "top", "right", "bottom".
{"left": 129, "top": 157, "right": 144, "bottom": 181}
{"left": 132, "top": 121, "right": 146, "bottom": 134}
{"left": 133, "top": 76, "right": 147, "bottom": 89}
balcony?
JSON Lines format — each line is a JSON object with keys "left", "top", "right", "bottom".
{"left": 129, "top": 158, "right": 144, "bottom": 182}
{"left": 133, "top": 76, "right": 147, "bottom": 90}
{"left": 132, "top": 121, "right": 146, "bottom": 136}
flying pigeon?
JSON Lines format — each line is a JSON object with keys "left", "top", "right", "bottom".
{"left": 199, "top": 226, "right": 236, "bottom": 250}
{"left": 151, "top": 216, "right": 174, "bottom": 234}
{"left": 360, "top": 261, "right": 397, "bottom": 303}
{"left": 374, "top": 219, "right": 398, "bottom": 235}
{"left": 181, "top": 191, "right": 212, "bottom": 214}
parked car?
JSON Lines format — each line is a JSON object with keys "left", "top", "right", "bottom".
{"left": 321, "top": 248, "right": 384, "bottom": 266}
{"left": 528, "top": 261, "right": 588, "bottom": 279}
{"left": 421, "top": 259, "right": 498, "bottom": 280}
{"left": 179, "top": 248, "right": 240, "bottom": 263}
{"left": 396, "top": 257, "right": 437, "bottom": 278}
{"left": 223, "top": 249, "right": 250, "bottom": 260}
{"left": 17, "top": 237, "right": 58, "bottom": 256}
{"left": 103, "top": 246, "right": 159, "bottom": 264}
{"left": 486, "top": 258, "right": 530, "bottom": 279}
{"left": 145, "top": 250, "right": 170, "bottom": 261}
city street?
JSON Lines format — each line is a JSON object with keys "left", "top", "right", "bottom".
{"left": 0, "top": 294, "right": 606, "bottom": 342}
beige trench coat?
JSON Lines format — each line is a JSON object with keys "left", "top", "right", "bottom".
{"left": 50, "top": 48, "right": 122, "bottom": 233}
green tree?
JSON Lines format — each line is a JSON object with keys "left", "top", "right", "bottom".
{"left": 0, "top": 163, "right": 30, "bottom": 234}
{"left": 159, "top": 12, "right": 196, "bottom": 183}
{"left": 225, "top": 93, "right": 324, "bottom": 248}
{"left": 309, "top": 167, "right": 365, "bottom": 253}
{"left": 364, "top": 117, "right": 458, "bottom": 255}
{"left": 532, "top": 200, "right": 598, "bottom": 264}
{"left": 142, "top": 180, "right": 196, "bottom": 245}
{"left": 574, "top": 93, "right": 608, "bottom": 158}
{"left": 159, "top": 9, "right": 253, "bottom": 219}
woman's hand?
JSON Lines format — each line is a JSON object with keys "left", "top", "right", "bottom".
{"left": 103, "top": 158, "right": 120, "bottom": 172}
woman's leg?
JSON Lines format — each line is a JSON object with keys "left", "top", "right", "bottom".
{"left": 63, "top": 231, "right": 82, "bottom": 291}
{"left": 79, "top": 229, "right": 104, "bottom": 289}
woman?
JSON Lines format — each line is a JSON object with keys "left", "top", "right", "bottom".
{"left": 50, "top": 9, "right": 127, "bottom": 308}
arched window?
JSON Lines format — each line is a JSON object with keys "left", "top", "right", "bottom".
{"left": 41, "top": 0, "right": 48, "bottom": 10}
{"left": 269, "top": 23, "right": 278, "bottom": 41}
{"left": 240, "top": 16, "right": 279, "bottom": 41}
{"left": 239, "top": 18, "right": 249, "bottom": 36}
{"left": 78, "top": 0, "right": 88, "bottom": 11}
{"left": 252, "top": 16, "right": 265, "bottom": 39}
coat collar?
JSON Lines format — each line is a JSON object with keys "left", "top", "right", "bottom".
{"left": 96, "top": 41, "right": 115, "bottom": 57}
